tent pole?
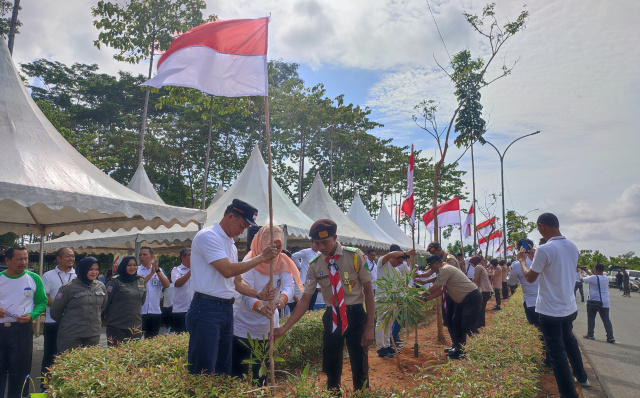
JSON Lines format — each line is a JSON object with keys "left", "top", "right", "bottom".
{"left": 135, "top": 240, "right": 141, "bottom": 262}
{"left": 265, "top": 94, "right": 276, "bottom": 386}
{"left": 36, "top": 225, "right": 45, "bottom": 336}
{"left": 201, "top": 96, "right": 215, "bottom": 210}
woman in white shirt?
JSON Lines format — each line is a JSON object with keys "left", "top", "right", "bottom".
{"left": 231, "top": 225, "right": 303, "bottom": 384}
{"left": 581, "top": 263, "right": 615, "bottom": 343}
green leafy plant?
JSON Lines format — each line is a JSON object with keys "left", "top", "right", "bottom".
{"left": 240, "top": 333, "right": 285, "bottom": 379}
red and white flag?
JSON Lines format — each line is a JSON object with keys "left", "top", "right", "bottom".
{"left": 462, "top": 204, "right": 474, "bottom": 238}
{"left": 401, "top": 146, "right": 415, "bottom": 226}
{"left": 143, "top": 17, "right": 269, "bottom": 97}
{"left": 496, "top": 245, "right": 514, "bottom": 256}
{"left": 479, "top": 230, "right": 502, "bottom": 250}
{"left": 423, "top": 197, "right": 460, "bottom": 233}
{"left": 475, "top": 217, "right": 496, "bottom": 240}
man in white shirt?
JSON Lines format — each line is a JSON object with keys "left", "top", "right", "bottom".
{"left": 507, "top": 239, "right": 539, "bottom": 327}
{"left": 171, "top": 248, "right": 193, "bottom": 333}
{"left": 516, "top": 213, "right": 588, "bottom": 397}
{"left": 581, "top": 264, "right": 615, "bottom": 343}
{"left": 40, "top": 247, "right": 76, "bottom": 379}
{"left": 138, "top": 246, "right": 170, "bottom": 338}
{"left": 187, "top": 199, "right": 277, "bottom": 375}
{"left": 366, "top": 250, "right": 378, "bottom": 293}
{"left": 292, "top": 246, "right": 320, "bottom": 310}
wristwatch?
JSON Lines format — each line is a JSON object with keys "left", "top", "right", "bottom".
{"left": 256, "top": 290, "right": 261, "bottom": 300}
{"left": 155, "top": 269, "right": 161, "bottom": 273}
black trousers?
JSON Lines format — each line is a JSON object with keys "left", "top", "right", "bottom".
{"left": 479, "top": 291, "right": 491, "bottom": 327}
{"left": 41, "top": 322, "right": 59, "bottom": 377}
{"left": 142, "top": 313, "right": 161, "bottom": 339}
{"left": 172, "top": 312, "right": 187, "bottom": 333}
{"left": 493, "top": 288, "right": 501, "bottom": 306}
{"left": 574, "top": 282, "right": 584, "bottom": 301}
{"left": 443, "top": 294, "right": 456, "bottom": 344}
{"left": 451, "top": 290, "right": 483, "bottom": 350}
{"left": 0, "top": 322, "right": 33, "bottom": 398}
{"left": 231, "top": 336, "right": 267, "bottom": 386}
{"left": 308, "top": 288, "right": 319, "bottom": 311}
{"left": 322, "top": 304, "right": 368, "bottom": 391}
{"left": 106, "top": 325, "right": 143, "bottom": 347}
{"left": 502, "top": 282, "right": 509, "bottom": 299}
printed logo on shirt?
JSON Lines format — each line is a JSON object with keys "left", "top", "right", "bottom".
{"left": 319, "top": 271, "right": 324, "bottom": 276}
{"left": 55, "top": 291, "right": 63, "bottom": 300}
{"left": 307, "top": 274, "right": 311, "bottom": 280}
{"left": 107, "top": 285, "right": 114, "bottom": 293}
{"left": 24, "top": 287, "right": 33, "bottom": 298}
{"left": 277, "top": 279, "right": 281, "bottom": 288}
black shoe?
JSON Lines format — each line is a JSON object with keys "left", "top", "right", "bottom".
{"left": 607, "top": 338, "right": 616, "bottom": 344}
{"left": 446, "top": 349, "right": 465, "bottom": 360}
{"left": 492, "top": 305, "right": 501, "bottom": 310}
{"left": 394, "top": 343, "right": 404, "bottom": 349}
{"left": 377, "top": 348, "right": 394, "bottom": 358}
{"left": 444, "top": 346, "right": 455, "bottom": 353}
{"left": 394, "top": 338, "right": 404, "bottom": 344}
{"left": 583, "top": 334, "right": 594, "bottom": 340}
{"left": 384, "top": 346, "right": 396, "bottom": 356}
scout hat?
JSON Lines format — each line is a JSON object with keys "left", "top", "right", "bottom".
{"left": 226, "top": 199, "right": 259, "bottom": 227}
{"left": 309, "top": 219, "right": 337, "bottom": 240}
{"left": 427, "top": 242, "right": 441, "bottom": 254}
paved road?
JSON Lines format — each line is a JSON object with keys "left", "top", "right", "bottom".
{"left": 574, "top": 287, "right": 640, "bottom": 398}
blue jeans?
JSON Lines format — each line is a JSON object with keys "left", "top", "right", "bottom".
{"left": 186, "top": 297, "right": 234, "bottom": 375}
{"left": 538, "top": 311, "right": 587, "bottom": 398}
{"left": 392, "top": 320, "right": 401, "bottom": 342}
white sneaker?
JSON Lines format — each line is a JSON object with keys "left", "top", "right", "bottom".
{"left": 579, "top": 379, "right": 590, "bottom": 388}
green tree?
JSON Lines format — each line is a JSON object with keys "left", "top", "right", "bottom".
{"left": 0, "top": 0, "right": 20, "bottom": 53}
{"left": 505, "top": 210, "right": 536, "bottom": 248}
{"left": 92, "top": 0, "right": 214, "bottom": 165}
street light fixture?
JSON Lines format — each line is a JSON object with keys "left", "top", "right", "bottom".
{"left": 485, "top": 131, "right": 541, "bottom": 260}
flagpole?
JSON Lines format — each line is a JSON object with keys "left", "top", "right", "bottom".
{"left": 265, "top": 94, "right": 276, "bottom": 386}
{"left": 201, "top": 95, "right": 214, "bottom": 209}
{"left": 458, "top": 210, "right": 464, "bottom": 257}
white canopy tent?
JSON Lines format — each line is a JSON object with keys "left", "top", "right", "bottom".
{"left": 375, "top": 204, "right": 426, "bottom": 251}
{"left": 127, "top": 163, "right": 165, "bottom": 204}
{"left": 346, "top": 192, "right": 395, "bottom": 249}
{"left": 0, "top": 39, "right": 205, "bottom": 268}
{"left": 299, "top": 173, "right": 386, "bottom": 250}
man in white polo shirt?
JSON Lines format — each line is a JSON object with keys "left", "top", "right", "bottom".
{"left": 187, "top": 199, "right": 277, "bottom": 375}
{"left": 40, "top": 247, "right": 76, "bottom": 379}
{"left": 138, "top": 246, "right": 170, "bottom": 338}
{"left": 171, "top": 247, "right": 193, "bottom": 333}
{"left": 516, "top": 213, "right": 588, "bottom": 398}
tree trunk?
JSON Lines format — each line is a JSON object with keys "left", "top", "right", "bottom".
{"left": 138, "top": 24, "right": 156, "bottom": 166}
{"left": 7, "top": 0, "right": 20, "bottom": 55}
{"left": 201, "top": 96, "right": 214, "bottom": 210}
{"left": 329, "top": 139, "right": 334, "bottom": 195}
{"left": 298, "top": 125, "right": 305, "bottom": 204}
{"left": 432, "top": 158, "right": 444, "bottom": 242}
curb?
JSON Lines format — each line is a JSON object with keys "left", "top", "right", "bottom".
{"left": 576, "top": 338, "right": 608, "bottom": 398}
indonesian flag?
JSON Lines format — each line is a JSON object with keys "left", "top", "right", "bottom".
{"left": 475, "top": 217, "right": 496, "bottom": 240}
{"left": 143, "top": 17, "right": 269, "bottom": 97}
{"left": 423, "top": 197, "right": 460, "bottom": 233}
{"left": 401, "top": 146, "right": 415, "bottom": 226}
{"left": 496, "top": 245, "right": 514, "bottom": 256}
{"left": 462, "top": 204, "right": 474, "bottom": 238}
{"left": 479, "top": 231, "right": 503, "bottom": 250}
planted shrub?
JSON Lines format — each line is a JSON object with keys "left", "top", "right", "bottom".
{"left": 276, "top": 309, "right": 324, "bottom": 371}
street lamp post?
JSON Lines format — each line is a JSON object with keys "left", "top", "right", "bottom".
{"left": 485, "top": 131, "right": 541, "bottom": 260}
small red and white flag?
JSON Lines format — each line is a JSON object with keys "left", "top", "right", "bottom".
{"left": 423, "top": 197, "right": 460, "bottom": 233}
{"left": 401, "top": 146, "right": 415, "bottom": 226}
{"left": 462, "top": 204, "right": 474, "bottom": 238}
{"left": 143, "top": 17, "right": 269, "bottom": 97}
{"left": 479, "top": 230, "right": 503, "bottom": 250}
{"left": 496, "top": 245, "right": 514, "bottom": 256}
{"left": 475, "top": 217, "right": 496, "bottom": 240}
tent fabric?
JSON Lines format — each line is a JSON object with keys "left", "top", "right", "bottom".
{"left": 299, "top": 173, "right": 386, "bottom": 250}
{"left": 375, "top": 204, "right": 425, "bottom": 251}
{"left": 0, "top": 40, "right": 205, "bottom": 236}
{"left": 346, "top": 193, "right": 395, "bottom": 247}
{"left": 127, "top": 163, "right": 165, "bottom": 204}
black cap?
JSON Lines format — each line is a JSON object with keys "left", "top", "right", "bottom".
{"left": 309, "top": 219, "right": 337, "bottom": 240}
{"left": 226, "top": 199, "right": 259, "bottom": 227}
{"left": 427, "top": 242, "right": 441, "bottom": 254}
{"left": 426, "top": 255, "right": 441, "bottom": 266}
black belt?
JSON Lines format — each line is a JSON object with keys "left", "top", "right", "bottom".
{"left": 326, "top": 303, "right": 363, "bottom": 312}
{"left": 2, "top": 321, "right": 28, "bottom": 328}
{"left": 194, "top": 292, "right": 235, "bottom": 305}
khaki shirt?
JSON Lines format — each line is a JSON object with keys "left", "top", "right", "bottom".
{"left": 489, "top": 266, "right": 503, "bottom": 289}
{"left": 51, "top": 278, "right": 107, "bottom": 338}
{"left": 434, "top": 264, "right": 478, "bottom": 303}
{"left": 104, "top": 275, "right": 147, "bottom": 330}
{"left": 472, "top": 265, "right": 492, "bottom": 293}
{"left": 304, "top": 242, "right": 372, "bottom": 306}
{"left": 444, "top": 253, "right": 459, "bottom": 268}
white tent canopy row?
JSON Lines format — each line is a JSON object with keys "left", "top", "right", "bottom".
{"left": 0, "top": 40, "right": 206, "bottom": 237}
{"left": 375, "top": 204, "right": 426, "bottom": 252}
{"left": 347, "top": 192, "right": 397, "bottom": 249}
{"left": 127, "top": 163, "right": 165, "bottom": 204}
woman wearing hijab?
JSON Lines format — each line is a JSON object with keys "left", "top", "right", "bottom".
{"left": 104, "top": 256, "right": 147, "bottom": 346}
{"left": 231, "top": 225, "right": 303, "bottom": 384}
{"left": 51, "top": 257, "right": 107, "bottom": 352}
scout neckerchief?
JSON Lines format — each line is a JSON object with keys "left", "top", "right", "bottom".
{"left": 325, "top": 254, "right": 348, "bottom": 334}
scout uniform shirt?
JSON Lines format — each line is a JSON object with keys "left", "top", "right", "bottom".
{"left": 433, "top": 264, "right": 478, "bottom": 304}
{"left": 103, "top": 275, "right": 147, "bottom": 330}
{"left": 304, "top": 243, "right": 372, "bottom": 306}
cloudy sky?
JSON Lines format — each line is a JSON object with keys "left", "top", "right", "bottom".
{"left": 10, "top": 0, "right": 640, "bottom": 256}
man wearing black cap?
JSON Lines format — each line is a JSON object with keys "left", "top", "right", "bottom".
{"left": 187, "top": 199, "right": 278, "bottom": 376}
{"left": 273, "top": 219, "right": 375, "bottom": 391}
{"left": 426, "top": 241, "right": 459, "bottom": 351}
{"left": 422, "top": 255, "right": 482, "bottom": 359}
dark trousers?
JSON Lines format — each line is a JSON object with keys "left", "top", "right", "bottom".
{"left": 172, "top": 312, "right": 187, "bottom": 334}
{"left": 493, "top": 288, "right": 501, "bottom": 306}
{"left": 392, "top": 319, "right": 401, "bottom": 342}
{"left": 186, "top": 297, "right": 234, "bottom": 375}
{"left": 574, "top": 282, "right": 584, "bottom": 301}
{"left": 586, "top": 307, "right": 614, "bottom": 339}
{"left": 41, "top": 322, "right": 59, "bottom": 377}
{"left": 57, "top": 335, "right": 100, "bottom": 353}
{"left": 539, "top": 311, "right": 587, "bottom": 398}
{"left": 0, "top": 322, "right": 33, "bottom": 398}
{"left": 510, "top": 284, "right": 517, "bottom": 295}
{"left": 308, "top": 288, "right": 319, "bottom": 311}
{"left": 502, "top": 282, "right": 509, "bottom": 299}
{"left": 479, "top": 291, "right": 491, "bottom": 327}
{"left": 106, "top": 325, "right": 143, "bottom": 347}
{"left": 231, "top": 336, "right": 267, "bottom": 385}
{"left": 161, "top": 306, "right": 173, "bottom": 330}
{"left": 443, "top": 294, "right": 456, "bottom": 343}
{"left": 141, "top": 313, "right": 161, "bottom": 339}
{"left": 322, "top": 304, "right": 369, "bottom": 391}
{"left": 523, "top": 302, "right": 540, "bottom": 328}
{"left": 451, "top": 290, "right": 483, "bottom": 350}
